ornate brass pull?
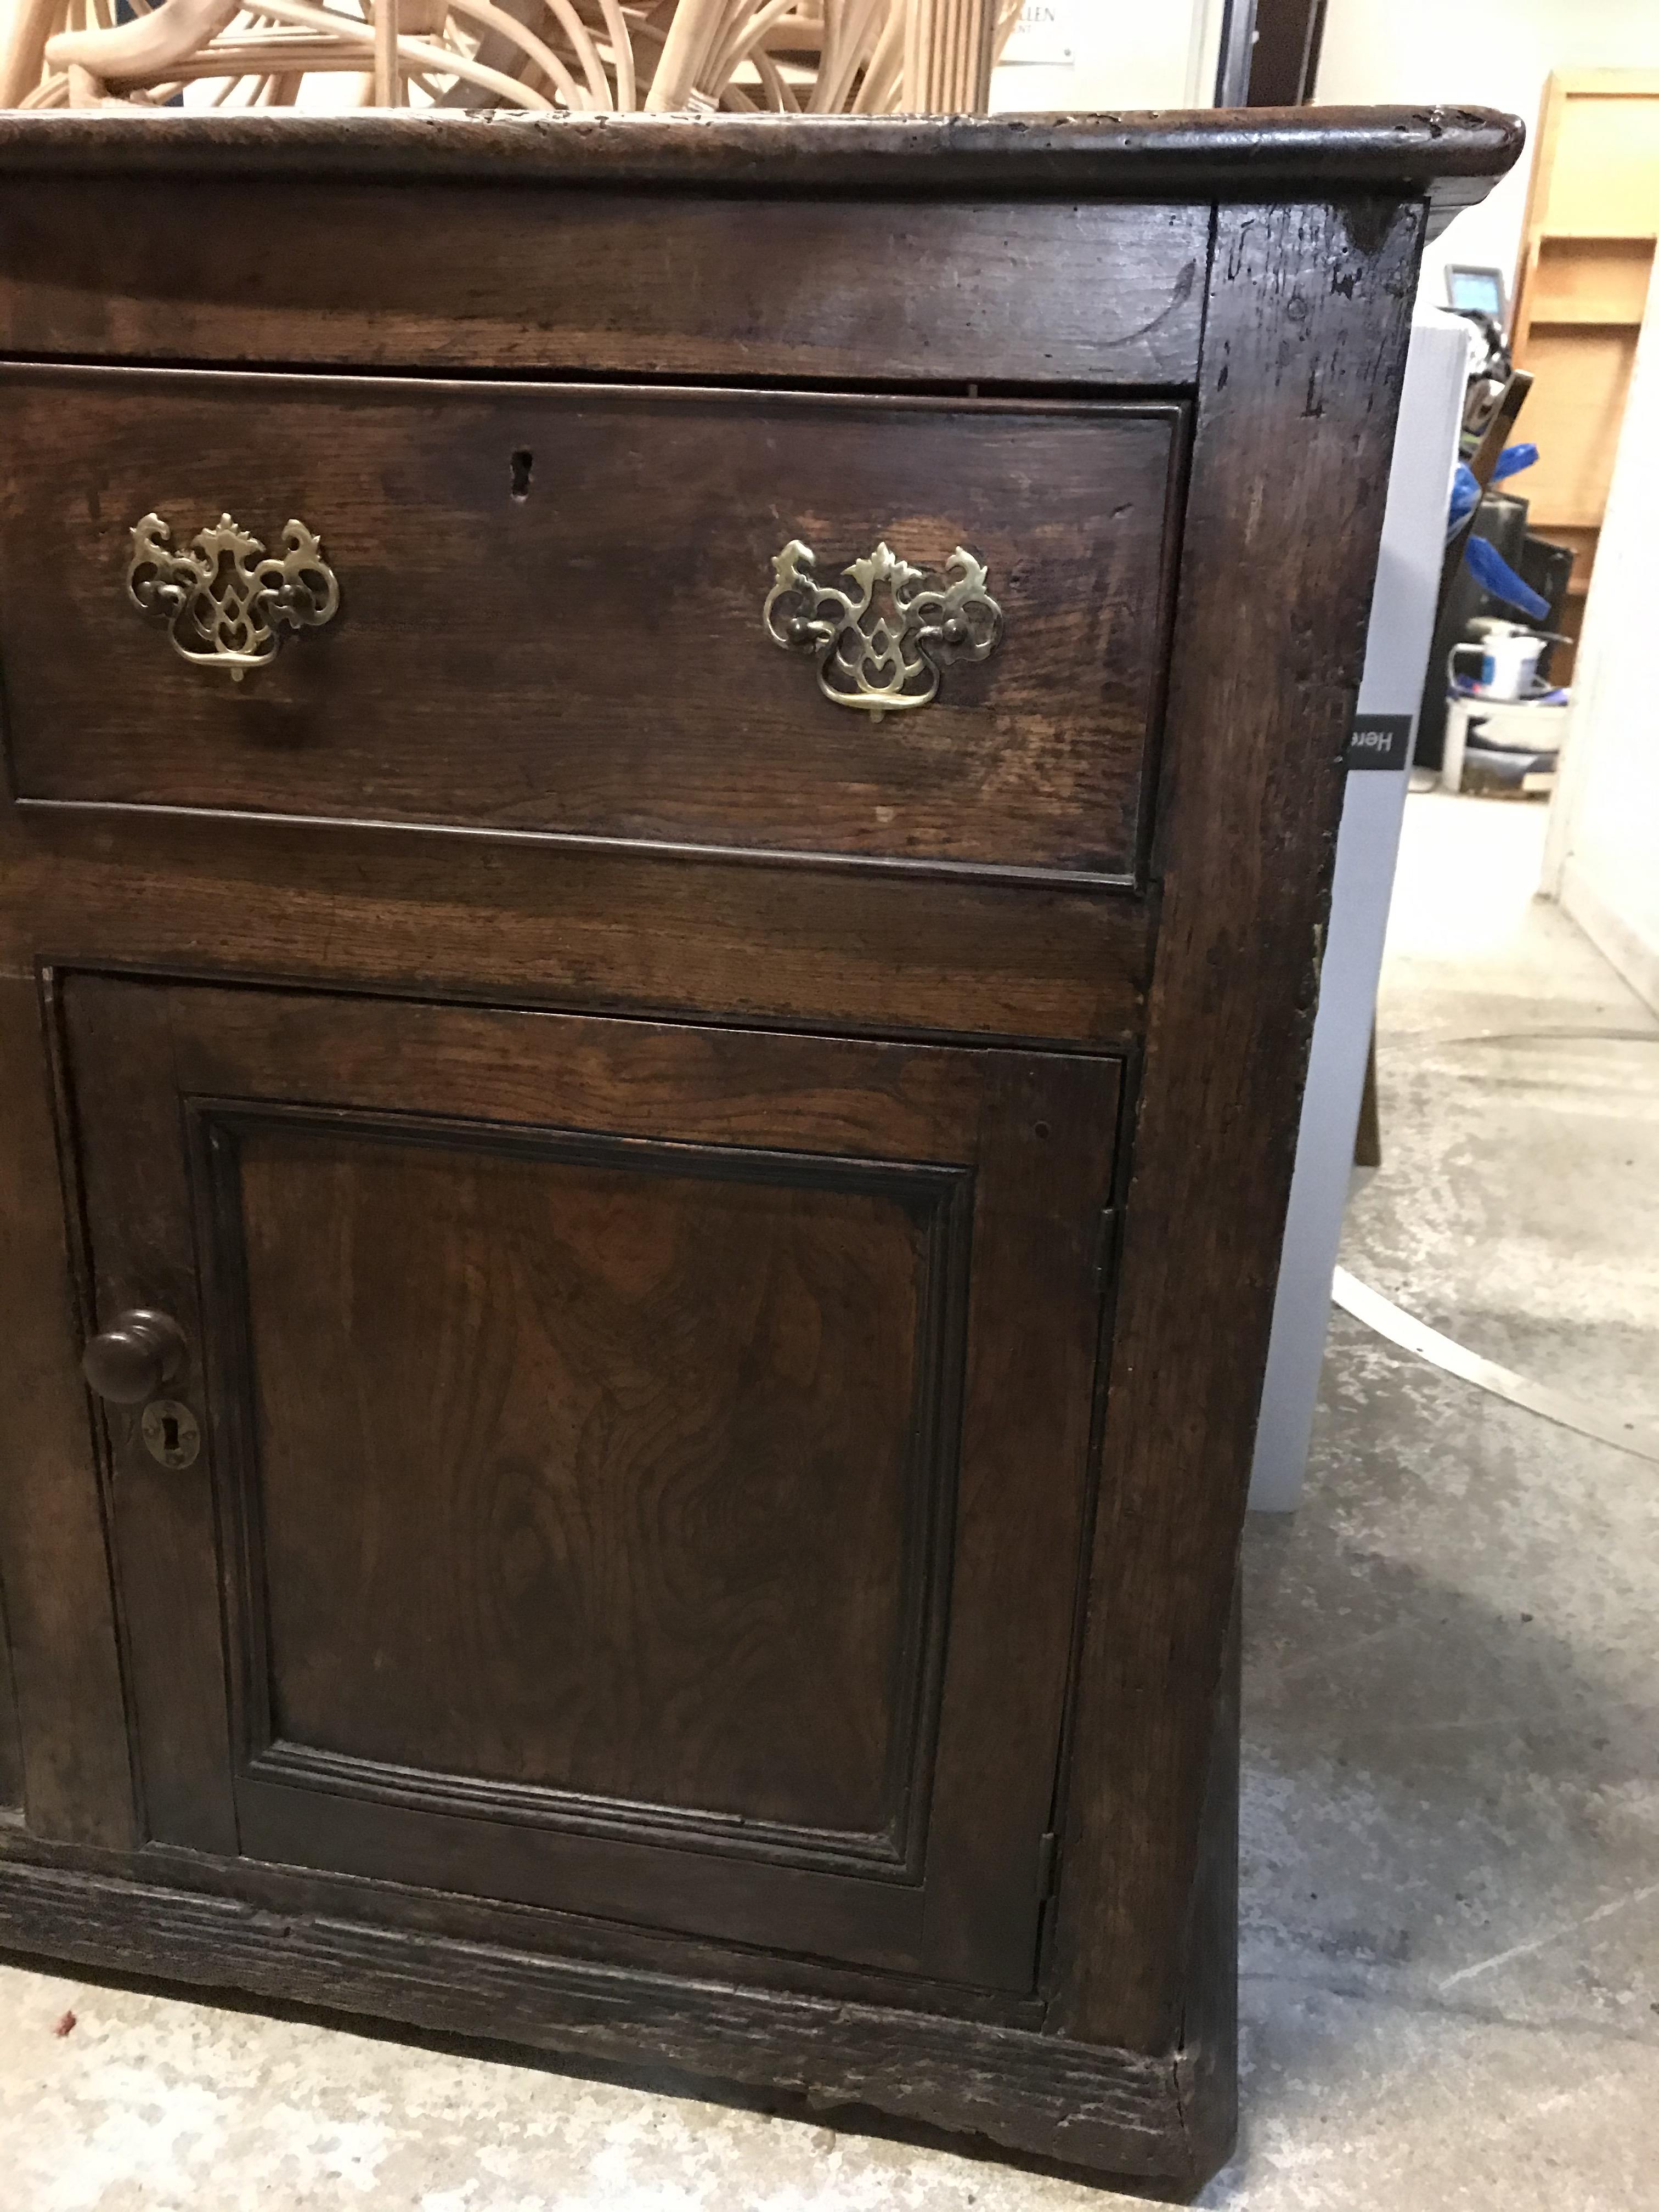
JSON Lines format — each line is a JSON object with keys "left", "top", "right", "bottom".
{"left": 126, "top": 510, "right": 340, "bottom": 679}
{"left": 764, "top": 538, "right": 1003, "bottom": 720}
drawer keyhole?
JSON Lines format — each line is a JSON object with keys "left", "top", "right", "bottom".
{"left": 510, "top": 449, "right": 534, "bottom": 502}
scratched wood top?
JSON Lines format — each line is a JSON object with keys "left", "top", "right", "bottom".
{"left": 0, "top": 106, "right": 1522, "bottom": 215}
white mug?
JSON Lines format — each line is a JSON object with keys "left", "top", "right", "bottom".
{"left": 1452, "top": 627, "right": 1547, "bottom": 702}
{"left": 1476, "top": 631, "right": 1545, "bottom": 700}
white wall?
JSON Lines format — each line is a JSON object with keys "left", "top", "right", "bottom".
{"left": 1542, "top": 258, "right": 1659, "bottom": 1013}
{"left": 1316, "top": 0, "right": 1659, "bottom": 308}
{"left": 991, "top": 0, "right": 1226, "bottom": 112}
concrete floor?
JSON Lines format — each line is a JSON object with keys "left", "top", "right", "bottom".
{"left": 3, "top": 791, "right": 1656, "bottom": 2210}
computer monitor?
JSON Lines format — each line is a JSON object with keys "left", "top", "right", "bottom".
{"left": 1446, "top": 264, "right": 1508, "bottom": 324}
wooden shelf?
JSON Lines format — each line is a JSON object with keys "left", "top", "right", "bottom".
{"left": 1531, "top": 228, "right": 1659, "bottom": 243}
{"left": 1511, "top": 73, "right": 1658, "bottom": 575}
{"left": 1528, "top": 309, "right": 1644, "bottom": 329}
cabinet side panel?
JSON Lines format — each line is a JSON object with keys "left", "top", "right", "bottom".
{"left": 1172, "top": 1572, "right": 1241, "bottom": 2178}
{"left": 1054, "top": 198, "right": 1425, "bottom": 2053}
{"left": 0, "top": 973, "right": 137, "bottom": 1844}
{"left": 0, "top": 1578, "right": 21, "bottom": 1809}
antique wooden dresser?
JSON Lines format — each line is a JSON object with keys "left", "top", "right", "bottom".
{"left": 0, "top": 108, "right": 1516, "bottom": 2191}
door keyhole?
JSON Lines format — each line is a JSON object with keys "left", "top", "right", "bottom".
{"left": 141, "top": 1397, "right": 201, "bottom": 1469}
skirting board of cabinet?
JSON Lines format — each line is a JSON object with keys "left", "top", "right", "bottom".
{"left": 0, "top": 1850, "right": 1229, "bottom": 2192}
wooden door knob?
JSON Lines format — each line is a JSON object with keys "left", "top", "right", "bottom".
{"left": 82, "top": 1309, "right": 188, "bottom": 1404}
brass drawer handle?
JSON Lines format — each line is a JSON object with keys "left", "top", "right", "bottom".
{"left": 127, "top": 510, "right": 340, "bottom": 680}
{"left": 764, "top": 538, "right": 1003, "bottom": 720}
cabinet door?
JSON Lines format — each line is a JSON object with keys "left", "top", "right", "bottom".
{"left": 62, "top": 977, "right": 1118, "bottom": 1991}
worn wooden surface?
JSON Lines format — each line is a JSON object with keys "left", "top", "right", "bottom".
{"left": 0, "top": 1851, "right": 1212, "bottom": 2182}
{"left": 2, "top": 370, "right": 1186, "bottom": 884}
{"left": 61, "top": 977, "right": 1118, "bottom": 1988}
{"left": 0, "top": 1575, "right": 21, "bottom": 1811}
{"left": 0, "top": 187, "right": 1206, "bottom": 386}
{"left": 0, "top": 106, "right": 1524, "bottom": 213}
{"left": 0, "top": 810, "right": 1153, "bottom": 1047}
{"left": 0, "top": 973, "right": 136, "bottom": 1848}
{"left": 0, "top": 107, "right": 1522, "bottom": 2192}
{"left": 235, "top": 1137, "right": 937, "bottom": 1842}
{"left": 1050, "top": 199, "right": 1426, "bottom": 2055}
{"left": 1173, "top": 1581, "right": 1242, "bottom": 2183}
{"left": 0, "top": 1815, "right": 1057, "bottom": 2026}
{"left": 48, "top": 979, "right": 236, "bottom": 1861}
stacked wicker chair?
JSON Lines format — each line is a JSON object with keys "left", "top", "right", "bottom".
{"left": 1, "top": 0, "right": 1023, "bottom": 115}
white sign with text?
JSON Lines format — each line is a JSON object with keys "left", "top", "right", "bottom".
{"left": 1000, "top": 1, "right": 1075, "bottom": 68}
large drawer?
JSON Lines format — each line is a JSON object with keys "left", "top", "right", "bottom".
{"left": 0, "top": 365, "right": 1186, "bottom": 884}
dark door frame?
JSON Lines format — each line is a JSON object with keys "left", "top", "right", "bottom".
{"left": 1214, "top": 0, "right": 1328, "bottom": 107}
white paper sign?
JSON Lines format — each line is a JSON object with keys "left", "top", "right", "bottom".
{"left": 1000, "top": 1, "right": 1075, "bottom": 67}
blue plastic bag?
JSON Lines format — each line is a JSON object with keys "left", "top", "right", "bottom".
{"left": 1447, "top": 444, "right": 1549, "bottom": 617}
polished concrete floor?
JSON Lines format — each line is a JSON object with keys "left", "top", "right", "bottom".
{"left": 3, "top": 792, "right": 1656, "bottom": 2209}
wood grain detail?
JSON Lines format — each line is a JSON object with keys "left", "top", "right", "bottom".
{"left": 0, "top": 809, "right": 1155, "bottom": 1051}
{"left": 0, "top": 1849, "right": 1213, "bottom": 2185}
{"left": 0, "top": 184, "right": 1207, "bottom": 386}
{"left": 0, "top": 108, "right": 1520, "bottom": 2179}
{"left": 0, "top": 106, "right": 1527, "bottom": 208}
{"left": 0, "top": 367, "right": 1187, "bottom": 889}
{"left": 1051, "top": 200, "right": 1425, "bottom": 2055}
{"left": 0, "top": 972, "right": 137, "bottom": 1846}
{"left": 196, "top": 1101, "right": 969, "bottom": 1880}
{"left": 0, "top": 1578, "right": 22, "bottom": 1811}
{"left": 49, "top": 973, "right": 240, "bottom": 1857}
{"left": 54, "top": 976, "right": 1120, "bottom": 1986}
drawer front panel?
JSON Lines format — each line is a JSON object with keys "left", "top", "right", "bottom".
{"left": 0, "top": 366, "right": 1186, "bottom": 884}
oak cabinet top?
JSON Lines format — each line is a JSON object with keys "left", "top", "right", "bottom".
{"left": 0, "top": 104, "right": 1521, "bottom": 220}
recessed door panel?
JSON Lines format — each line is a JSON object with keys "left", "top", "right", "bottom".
{"left": 62, "top": 977, "right": 1120, "bottom": 1989}
{"left": 222, "top": 1109, "right": 963, "bottom": 1875}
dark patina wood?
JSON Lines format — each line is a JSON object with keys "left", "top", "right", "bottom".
{"left": 0, "top": 809, "right": 1156, "bottom": 1047}
{"left": 0, "top": 1593, "right": 20, "bottom": 1813}
{"left": 0, "top": 1853, "right": 1202, "bottom": 2181}
{"left": 0, "top": 107, "right": 1519, "bottom": 2196}
{"left": 1052, "top": 196, "right": 1426, "bottom": 2058}
{"left": 59, "top": 975, "right": 1117, "bottom": 1988}
{"left": 0, "top": 186, "right": 1207, "bottom": 385}
{"left": 0, "top": 104, "right": 1522, "bottom": 205}
{"left": 0, "top": 972, "right": 138, "bottom": 1850}
{"left": 2, "top": 369, "right": 1186, "bottom": 885}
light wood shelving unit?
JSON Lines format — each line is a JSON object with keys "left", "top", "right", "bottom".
{"left": 1511, "top": 70, "right": 1659, "bottom": 678}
